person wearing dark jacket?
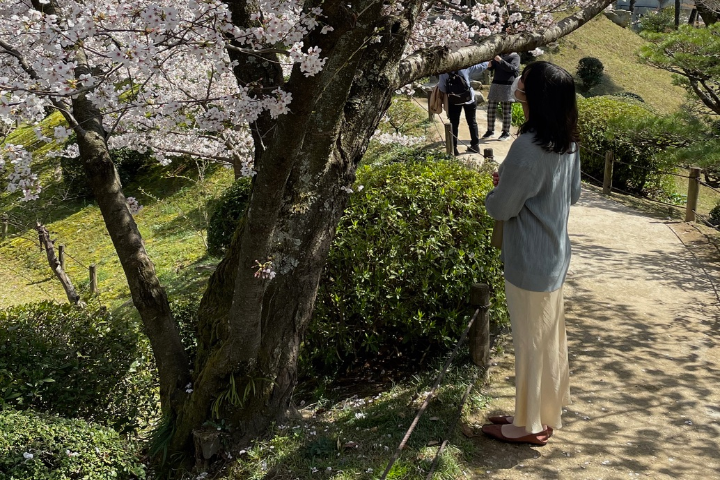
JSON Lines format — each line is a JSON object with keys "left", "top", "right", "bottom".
{"left": 438, "top": 62, "right": 488, "bottom": 155}
{"left": 483, "top": 52, "right": 521, "bottom": 141}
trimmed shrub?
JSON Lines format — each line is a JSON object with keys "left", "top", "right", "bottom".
{"left": 304, "top": 151, "right": 507, "bottom": 373}
{"left": 0, "top": 302, "right": 157, "bottom": 433}
{"left": 611, "top": 92, "right": 644, "bottom": 103}
{"left": 709, "top": 203, "right": 720, "bottom": 227}
{"left": 206, "top": 176, "right": 252, "bottom": 255}
{"left": 576, "top": 57, "right": 604, "bottom": 91}
{"left": 638, "top": 8, "right": 676, "bottom": 34}
{"left": 0, "top": 408, "right": 145, "bottom": 479}
{"left": 578, "top": 96, "right": 678, "bottom": 197}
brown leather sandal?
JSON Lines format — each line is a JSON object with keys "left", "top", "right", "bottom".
{"left": 481, "top": 423, "right": 550, "bottom": 446}
{"left": 487, "top": 415, "right": 554, "bottom": 437}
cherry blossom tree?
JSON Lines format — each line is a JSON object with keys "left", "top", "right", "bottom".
{"left": 1, "top": 0, "right": 614, "bottom": 466}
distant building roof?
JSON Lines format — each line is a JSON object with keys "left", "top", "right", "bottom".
{"left": 616, "top": 0, "right": 695, "bottom": 8}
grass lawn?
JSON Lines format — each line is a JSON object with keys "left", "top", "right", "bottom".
{"left": 540, "top": 14, "right": 687, "bottom": 114}
{"left": 0, "top": 115, "right": 233, "bottom": 310}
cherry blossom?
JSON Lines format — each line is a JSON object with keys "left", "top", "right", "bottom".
{"left": 1, "top": 0, "right": 596, "bottom": 201}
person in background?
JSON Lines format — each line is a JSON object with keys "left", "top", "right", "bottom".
{"left": 483, "top": 61, "right": 581, "bottom": 446}
{"left": 438, "top": 62, "right": 488, "bottom": 155}
{"left": 483, "top": 52, "right": 521, "bottom": 141}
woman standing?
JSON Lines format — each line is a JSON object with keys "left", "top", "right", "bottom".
{"left": 483, "top": 61, "right": 581, "bottom": 445}
{"left": 483, "top": 52, "right": 520, "bottom": 141}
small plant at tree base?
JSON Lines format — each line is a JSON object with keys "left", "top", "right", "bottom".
{"left": 576, "top": 57, "right": 604, "bottom": 91}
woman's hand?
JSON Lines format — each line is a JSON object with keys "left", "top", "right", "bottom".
{"left": 494, "top": 55, "right": 502, "bottom": 62}
{"left": 492, "top": 171, "right": 499, "bottom": 187}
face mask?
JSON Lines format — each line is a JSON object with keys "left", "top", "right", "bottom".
{"left": 511, "top": 76, "right": 525, "bottom": 102}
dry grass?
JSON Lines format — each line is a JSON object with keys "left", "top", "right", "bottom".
{"left": 540, "top": 14, "right": 687, "bottom": 114}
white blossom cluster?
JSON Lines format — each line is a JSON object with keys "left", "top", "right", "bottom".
{"left": 126, "top": 196, "right": 143, "bottom": 215}
{"left": 406, "top": 0, "right": 595, "bottom": 55}
{"left": 372, "top": 131, "right": 426, "bottom": 147}
{"left": 0, "top": 0, "right": 331, "bottom": 200}
{"left": 1, "top": 0, "right": 593, "bottom": 201}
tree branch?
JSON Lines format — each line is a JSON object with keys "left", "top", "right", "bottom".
{"left": 35, "top": 222, "right": 85, "bottom": 307}
{"left": 395, "top": 0, "right": 615, "bottom": 87}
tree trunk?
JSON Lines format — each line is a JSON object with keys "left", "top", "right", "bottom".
{"left": 696, "top": 0, "right": 719, "bottom": 25}
{"left": 69, "top": 62, "right": 191, "bottom": 412}
{"left": 171, "top": 0, "right": 416, "bottom": 454}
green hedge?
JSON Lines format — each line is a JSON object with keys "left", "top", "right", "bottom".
{"left": 206, "top": 176, "right": 252, "bottom": 255}
{"left": 305, "top": 152, "right": 507, "bottom": 373}
{"left": 0, "top": 408, "right": 145, "bottom": 480}
{"left": 0, "top": 302, "right": 157, "bottom": 433}
{"left": 578, "top": 96, "right": 677, "bottom": 197}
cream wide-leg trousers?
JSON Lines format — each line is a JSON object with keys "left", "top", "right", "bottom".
{"left": 505, "top": 280, "right": 571, "bottom": 434}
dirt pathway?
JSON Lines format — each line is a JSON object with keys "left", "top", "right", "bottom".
{"left": 465, "top": 187, "right": 720, "bottom": 479}
{"left": 415, "top": 96, "right": 515, "bottom": 165}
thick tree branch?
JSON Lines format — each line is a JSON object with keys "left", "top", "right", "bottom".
{"left": 690, "top": 78, "right": 720, "bottom": 114}
{"left": 396, "top": 0, "right": 615, "bottom": 86}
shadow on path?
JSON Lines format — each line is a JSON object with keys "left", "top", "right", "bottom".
{"left": 466, "top": 187, "right": 720, "bottom": 479}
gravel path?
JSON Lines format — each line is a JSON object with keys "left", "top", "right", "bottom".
{"left": 466, "top": 187, "right": 720, "bottom": 479}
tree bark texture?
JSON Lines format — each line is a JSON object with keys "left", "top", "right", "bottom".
{"left": 69, "top": 57, "right": 191, "bottom": 413}
{"left": 696, "top": 0, "right": 719, "bottom": 25}
{"left": 170, "top": 0, "right": 616, "bottom": 459}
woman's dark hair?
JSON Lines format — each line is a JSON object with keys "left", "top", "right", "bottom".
{"left": 518, "top": 61, "right": 579, "bottom": 154}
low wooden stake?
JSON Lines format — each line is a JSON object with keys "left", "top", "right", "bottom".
{"left": 469, "top": 283, "right": 490, "bottom": 367}
{"left": 89, "top": 264, "right": 98, "bottom": 295}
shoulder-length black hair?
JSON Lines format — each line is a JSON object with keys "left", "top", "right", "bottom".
{"left": 518, "top": 61, "right": 579, "bottom": 154}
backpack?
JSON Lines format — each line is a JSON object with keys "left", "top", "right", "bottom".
{"left": 446, "top": 71, "right": 472, "bottom": 105}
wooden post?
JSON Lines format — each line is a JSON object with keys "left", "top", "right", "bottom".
{"left": 89, "top": 264, "right": 98, "bottom": 295}
{"left": 427, "top": 90, "right": 433, "bottom": 121}
{"left": 469, "top": 283, "right": 490, "bottom": 368}
{"left": 483, "top": 148, "right": 494, "bottom": 162}
{"left": 685, "top": 167, "right": 701, "bottom": 222}
{"left": 444, "top": 123, "right": 454, "bottom": 155}
{"left": 1, "top": 215, "right": 7, "bottom": 239}
{"left": 58, "top": 244, "right": 65, "bottom": 271}
{"left": 603, "top": 151, "right": 614, "bottom": 195}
